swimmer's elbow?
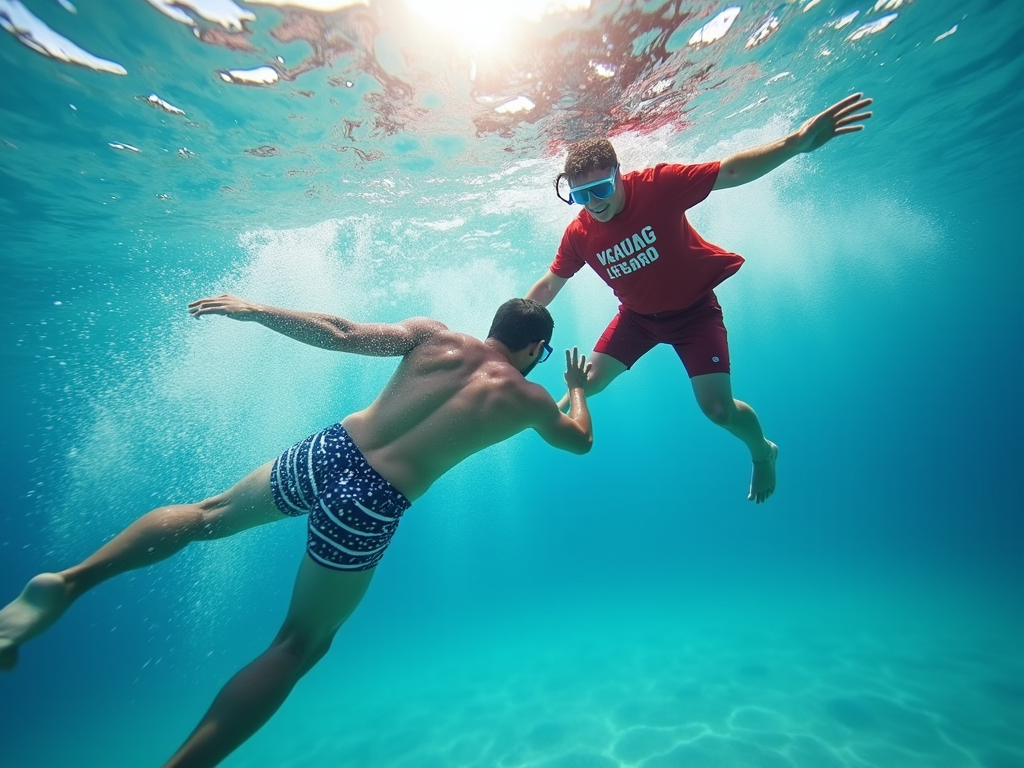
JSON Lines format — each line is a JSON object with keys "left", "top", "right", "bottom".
{"left": 573, "top": 433, "right": 593, "bottom": 455}
{"left": 322, "top": 317, "right": 357, "bottom": 351}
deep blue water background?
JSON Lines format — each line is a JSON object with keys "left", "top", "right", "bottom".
{"left": 1, "top": 0, "right": 1022, "bottom": 766}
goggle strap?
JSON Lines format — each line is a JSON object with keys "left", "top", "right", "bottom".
{"left": 554, "top": 172, "right": 572, "bottom": 205}
{"left": 556, "top": 167, "right": 617, "bottom": 206}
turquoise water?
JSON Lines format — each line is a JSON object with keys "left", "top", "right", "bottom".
{"left": 1, "top": 0, "right": 1022, "bottom": 766}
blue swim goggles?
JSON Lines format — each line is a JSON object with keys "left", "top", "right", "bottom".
{"left": 556, "top": 166, "right": 618, "bottom": 205}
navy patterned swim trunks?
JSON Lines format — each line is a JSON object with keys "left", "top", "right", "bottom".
{"left": 270, "top": 422, "right": 411, "bottom": 571}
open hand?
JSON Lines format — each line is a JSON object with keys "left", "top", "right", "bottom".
{"left": 794, "top": 93, "right": 873, "bottom": 154}
{"left": 188, "top": 294, "right": 257, "bottom": 320}
{"left": 563, "top": 346, "right": 593, "bottom": 391}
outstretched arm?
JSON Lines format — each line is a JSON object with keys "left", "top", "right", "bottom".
{"left": 525, "top": 270, "right": 569, "bottom": 308}
{"left": 532, "top": 347, "right": 593, "bottom": 455}
{"left": 188, "top": 294, "right": 445, "bottom": 356}
{"left": 713, "top": 92, "right": 873, "bottom": 190}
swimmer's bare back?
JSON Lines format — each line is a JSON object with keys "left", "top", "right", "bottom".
{"left": 344, "top": 328, "right": 571, "bottom": 499}
{"left": 1, "top": 294, "right": 591, "bottom": 768}
{"left": 186, "top": 294, "right": 594, "bottom": 501}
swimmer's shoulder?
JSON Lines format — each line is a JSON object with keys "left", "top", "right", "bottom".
{"left": 400, "top": 316, "right": 450, "bottom": 345}
{"left": 504, "top": 375, "right": 557, "bottom": 419}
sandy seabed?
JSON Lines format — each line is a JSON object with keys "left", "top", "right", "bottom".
{"left": 227, "top": 612, "right": 1024, "bottom": 768}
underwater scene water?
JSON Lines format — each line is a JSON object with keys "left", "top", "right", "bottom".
{"left": 1, "top": 0, "right": 1022, "bottom": 766}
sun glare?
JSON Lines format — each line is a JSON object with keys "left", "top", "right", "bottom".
{"left": 404, "top": 0, "right": 589, "bottom": 53}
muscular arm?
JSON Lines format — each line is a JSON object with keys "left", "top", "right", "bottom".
{"left": 713, "top": 92, "right": 873, "bottom": 190}
{"left": 532, "top": 348, "right": 593, "bottom": 455}
{"left": 713, "top": 134, "right": 801, "bottom": 190}
{"left": 524, "top": 271, "right": 568, "bottom": 308}
{"left": 188, "top": 294, "right": 444, "bottom": 356}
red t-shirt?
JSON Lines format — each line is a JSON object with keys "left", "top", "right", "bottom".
{"left": 550, "top": 162, "right": 744, "bottom": 315}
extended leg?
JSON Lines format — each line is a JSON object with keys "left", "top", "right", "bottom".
{"left": 556, "top": 351, "right": 627, "bottom": 411}
{"left": 0, "top": 462, "right": 283, "bottom": 670}
{"left": 690, "top": 373, "right": 778, "bottom": 503}
{"left": 163, "top": 557, "right": 374, "bottom": 768}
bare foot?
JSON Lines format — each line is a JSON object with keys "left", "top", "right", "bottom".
{"left": 0, "top": 573, "right": 72, "bottom": 671}
{"left": 748, "top": 441, "right": 778, "bottom": 504}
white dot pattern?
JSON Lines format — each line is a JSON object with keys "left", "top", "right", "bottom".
{"left": 270, "top": 423, "right": 411, "bottom": 571}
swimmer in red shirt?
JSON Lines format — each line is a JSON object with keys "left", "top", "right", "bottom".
{"left": 526, "top": 93, "right": 873, "bottom": 504}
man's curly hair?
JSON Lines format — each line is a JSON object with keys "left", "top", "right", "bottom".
{"left": 554, "top": 138, "right": 618, "bottom": 197}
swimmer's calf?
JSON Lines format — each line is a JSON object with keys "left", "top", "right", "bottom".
{"left": 0, "top": 573, "right": 71, "bottom": 671}
{"left": 2, "top": 295, "right": 594, "bottom": 768}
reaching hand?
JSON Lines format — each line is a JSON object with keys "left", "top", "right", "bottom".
{"left": 793, "top": 93, "right": 873, "bottom": 154}
{"left": 188, "top": 294, "right": 258, "bottom": 320}
{"left": 563, "top": 347, "right": 593, "bottom": 391}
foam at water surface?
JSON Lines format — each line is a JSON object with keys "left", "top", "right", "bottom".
{"left": 3, "top": 0, "right": 1014, "bottom": 236}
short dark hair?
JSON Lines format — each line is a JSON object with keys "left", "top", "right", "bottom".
{"left": 487, "top": 299, "right": 553, "bottom": 352}
{"left": 563, "top": 138, "right": 618, "bottom": 181}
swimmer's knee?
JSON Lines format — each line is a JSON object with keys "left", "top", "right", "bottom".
{"left": 192, "top": 493, "right": 236, "bottom": 538}
{"left": 587, "top": 356, "right": 627, "bottom": 394}
{"left": 147, "top": 503, "right": 212, "bottom": 542}
{"left": 586, "top": 374, "right": 615, "bottom": 396}
{"left": 272, "top": 628, "right": 335, "bottom": 673}
{"left": 698, "top": 398, "right": 734, "bottom": 426}
{"left": 196, "top": 492, "right": 229, "bottom": 513}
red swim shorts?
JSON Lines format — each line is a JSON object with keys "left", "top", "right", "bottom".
{"left": 594, "top": 291, "right": 730, "bottom": 377}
